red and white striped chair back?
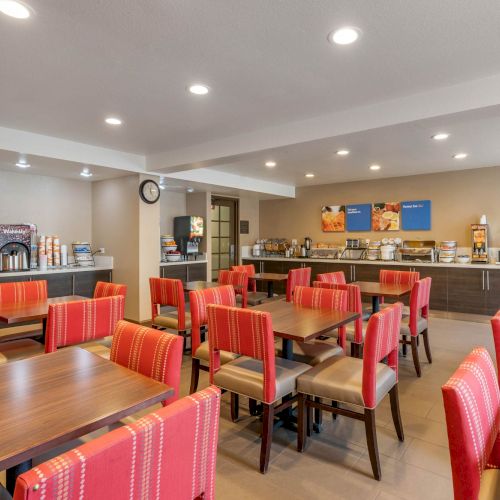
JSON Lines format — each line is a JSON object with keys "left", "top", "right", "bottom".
{"left": 380, "top": 269, "right": 420, "bottom": 286}
{"left": 207, "top": 304, "right": 276, "bottom": 403}
{"left": 442, "top": 347, "right": 500, "bottom": 500}
{"left": 286, "top": 267, "right": 311, "bottom": 302}
{"left": 149, "top": 277, "right": 187, "bottom": 330}
{"left": 293, "top": 285, "right": 347, "bottom": 311}
{"left": 14, "top": 386, "right": 221, "bottom": 500}
{"left": 218, "top": 270, "right": 249, "bottom": 307}
{"left": 492, "top": 310, "right": 500, "bottom": 380}
{"left": 408, "top": 277, "right": 432, "bottom": 336}
{"left": 93, "top": 281, "right": 127, "bottom": 299}
{"left": 45, "top": 296, "right": 125, "bottom": 353}
{"left": 316, "top": 271, "right": 346, "bottom": 284}
{"left": 231, "top": 264, "right": 257, "bottom": 292}
{"left": 0, "top": 280, "right": 47, "bottom": 305}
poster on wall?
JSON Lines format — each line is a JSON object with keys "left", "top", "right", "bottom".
{"left": 321, "top": 205, "right": 345, "bottom": 232}
{"left": 346, "top": 204, "right": 372, "bottom": 231}
{"left": 401, "top": 200, "right": 431, "bottom": 230}
{"left": 372, "top": 202, "right": 401, "bottom": 231}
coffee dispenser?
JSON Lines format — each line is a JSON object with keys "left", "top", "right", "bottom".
{"left": 471, "top": 224, "right": 489, "bottom": 263}
{"left": 174, "top": 216, "right": 204, "bottom": 260}
{"left": 0, "top": 224, "right": 35, "bottom": 271}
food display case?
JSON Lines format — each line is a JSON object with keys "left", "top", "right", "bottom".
{"left": 397, "top": 240, "right": 436, "bottom": 263}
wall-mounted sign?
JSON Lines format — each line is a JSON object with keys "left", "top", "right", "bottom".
{"left": 321, "top": 205, "right": 345, "bottom": 232}
{"left": 346, "top": 204, "right": 372, "bottom": 231}
{"left": 401, "top": 200, "right": 431, "bottom": 230}
{"left": 372, "top": 202, "right": 401, "bottom": 231}
{"left": 239, "top": 220, "right": 249, "bottom": 234}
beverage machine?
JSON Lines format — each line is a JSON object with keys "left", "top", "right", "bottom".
{"left": 174, "top": 216, "right": 204, "bottom": 260}
{"left": 0, "top": 224, "right": 37, "bottom": 271}
{"left": 471, "top": 224, "right": 489, "bottom": 263}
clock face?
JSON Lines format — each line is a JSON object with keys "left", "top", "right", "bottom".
{"left": 139, "top": 180, "right": 160, "bottom": 204}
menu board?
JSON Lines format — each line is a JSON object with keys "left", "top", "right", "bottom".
{"left": 321, "top": 205, "right": 345, "bottom": 232}
{"left": 401, "top": 200, "right": 431, "bottom": 230}
{"left": 372, "top": 202, "right": 401, "bottom": 231}
{"left": 346, "top": 204, "right": 372, "bottom": 231}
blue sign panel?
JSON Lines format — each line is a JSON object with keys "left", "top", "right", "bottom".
{"left": 401, "top": 200, "right": 431, "bottom": 230}
{"left": 346, "top": 204, "right": 372, "bottom": 231}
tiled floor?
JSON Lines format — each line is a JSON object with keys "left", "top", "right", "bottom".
{"left": 1, "top": 315, "right": 493, "bottom": 499}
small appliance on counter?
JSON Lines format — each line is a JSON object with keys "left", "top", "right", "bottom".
{"left": 398, "top": 240, "right": 436, "bottom": 263}
{"left": 0, "top": 224, "right": 35, "bottom": 272}
{"left": 304, "top": 237, "right": 312, "bottom": 257}
{"left": 366, "top": 241, "right": 381, "bottom": 261}
{"left": 438, "top": 241, "right": 457, "bottom": 263}
{"left": 340, "top": 239, "right": 368, "bottom": 260}
{"left": 471, "top": 224, "right": 489, "bottom": 263}
{"left": 309, "top": 243, "right": 339, "bottom": 259}
{"left": 174, "top": 216, "right": 204, "bottom": 260}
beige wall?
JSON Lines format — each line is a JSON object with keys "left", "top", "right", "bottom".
{"left": 239, "top": 193, "right": 260, "bottom": 247}
{"left": 187, "top": 191, "right": 212, "bottom": 275}
{"left": 160, "top": 190, "right": 186, "bottom": 235}
{"left": 0, "top": 170, "right": 91, "bottom": 244}
{"left": 259, "top": 166, "right": 500, "bottom": 248}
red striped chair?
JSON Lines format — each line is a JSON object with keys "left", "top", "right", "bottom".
{"left": 188, "top": 284, "right": 238, "bottom": 393}
{"left": 218, "top": 270, "right": 249, "bottom": 308}
{"left": 286, "top": 267, "right": 311, "bottom": 302}
{"left": 231, "top": 264, "right": 268, "bottom": 305}
{"left": 379, "top": 269, "right": 420, "bottom": 306}
{"left": 492, "top": 310, "right": 500, "bottom": 380}
{"left": 45, "top": 295, "right": 125, "bottom": 358}
{"left": 12, "top": 386, "right": 221, "bottom": 500}
{"left": 316, "top": 271, "right": 346, "bottom": 284}
{"left": 400, "top": 277, "right": 432, "bottom": 377}
{"left": 93, "top": 281, "right": 127, "bottom": 299}
{"left": 207, "top": 304, "right": 309, "bottom": 473}
{"left": 313, "top": 281, "right": 364, "bottom": 357}
{"left": 110, "top": 320, "right": 184, "bottom": 406}
{"left": 442, "top": 347, "right": 500, "bottom": 500}
{"left": 297, "top": 303, "right": 404, "bottom": 480}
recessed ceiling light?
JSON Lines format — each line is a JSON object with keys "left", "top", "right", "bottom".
{"left": 187, "top": 187, "right": 194, "bottom": 193}
{"left": 305, "top": 173, "right": 315, "bottom": 178}
{"left": 336, "top": 149, "right": 350, "bottom": 156}
{"left": 432, "top": 133, "right": 449, "bottom": 141}
{"left": 188, "top": 84, "right": 210, "bottom": 95}
{"left": 370, "top": 164, "right": 381, "bottom": 171}
{"left": 105, "top": 117, "right": 122, "bottom": 126}
{"left": 453, "top": 153, "right": 468, "bottom": 159}
{"left": 265, "top": 161, "right": 276, "bottom": 168}
{"left": 0, "top": 1, "right": 31, "bottom": 19}
{"left": 159, "top": 184, "right": 166, "bottom": 190}
{"left": 328, "top": 27, "right": 360, "bottom": 45}
{"left": 15, "top": 161, "right": 30, "bottom": 168}
{"left": 80, "top": 167, "right": 93, "bottom": 178}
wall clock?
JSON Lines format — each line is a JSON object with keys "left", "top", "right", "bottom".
{"left": 139, "top": 179, "right": 160, "bottom": 204}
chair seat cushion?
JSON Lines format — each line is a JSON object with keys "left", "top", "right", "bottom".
{"left": 236, "top": 291, "right": 269, "bottom": 306}
{"left": 275, "top": 341, "right": 343, "bottom": 366}
{"left": 193, "top": 341, "right": 239, "bottom": 364}
{"left": 0, "top": 339, "right": 45, "bottom": 364}
{"left": 479, "top": 469, "right": 500, "bottom": 500}
{"left": 153, "top": 311, "right": 192, "bottom": 330}
{"left": 400, "top": 317, "right": 428, "bottom": 336}
{"left": 213, "top": 356, "right": 310, "bottom": 403}
{"left": 80, "top": 341, "right": 111, "bottom": 360}
{"left": 297, "top": 355, "right": 396, "bottom": 409}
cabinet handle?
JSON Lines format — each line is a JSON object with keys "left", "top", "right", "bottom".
{"left": 72, "top": 274, "right": 75, "bottom": 295}
{"left": 482, "top": 270, "right": 485, "bottom": 291}
{"left": 187, "top": 265, "right": 190, "bottom": 282}
{"left": 487, "top": 270, "right": 490, "bottom": 291}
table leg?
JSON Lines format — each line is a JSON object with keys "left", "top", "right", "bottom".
{"left": 282, "top": 338, "right": 293, "bottom": 360}
{"left": 267, "top": 281, "right": 274, "bottom": 298}
{"left": 7, "top": 460, "right": 32, "bottom": 495}
{"left": 372, "top": 296, "right": 380, "bottom": 315}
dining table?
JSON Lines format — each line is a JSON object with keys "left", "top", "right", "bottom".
{"left": 183, "top": 281, "right": 221, "bottom": 292}
{"left": 251, "top": 273, "right": 288, "bottom": 298}
{"left": 0, "top": 347, "right": 173, "bottom": 494}
{"left": 352, "top": 281, "right": 412, "bottom": 315}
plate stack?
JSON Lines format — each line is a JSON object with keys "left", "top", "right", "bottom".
{"left": 439, "top": 241, "right": 457, "bottom": 263}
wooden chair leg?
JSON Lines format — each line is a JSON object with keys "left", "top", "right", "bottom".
{"left": 422, "top": 329, "right": 432, "bottom": 363}
{"left": 401, "top": 335, "right": 407, "bottom": 356}
{"left": 260, "top": 404, "right": 274, "bottom": 474}
{"left": 189, "top": 358, "right": 200, "bottom": 394}
{"left": 297, "top": 393, "right": 307, "bottom": 452}
{"left": 306, "top": 397, "right": 313, "bottom": 437}
{"left": 350, "top": 343, "right": 356, "bottom": 357}
{"left": 364, "top": 408, "right": 381, "bottom": 481}
{"left": 249, "top": 398, "right": 262, "bottom": 416}
{"left": 331, "top": 400, "right": 338, "bottom": 420}
{"left": 230, "top": 393, "right": 239, "bottom": 422}
{"left": 411, "top": 336, "right": 422, "bottom": 377}
{"left": 389, "top": 385, "right": 404, "bottom": 441}
{"left": 314, "top": 396, "right": 323, "bottom": 431}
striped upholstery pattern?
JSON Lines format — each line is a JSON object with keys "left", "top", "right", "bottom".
{"left": 316, "top": 271, "right": 346, "bottom": 284}
{"left": 407, "top": 277, "right": 432, "bottom": 337}
{"left": 218, "top": 270, "right": 249, "bottom": 308}
{"left": 93, "top": 281, "right": 127, "bottom": 299}
{"left": 0, "top": 280, "right": 47, "bottom": 305}
{"left": 231, "top": 264, "right": 257, "bottom": 292}
{"left": 362, "top": 303, "right": 403, "bottom": 408}
{"left": 207, "top": 304, "right": 276, "bottom": 403}
{"left": 313, "top": 282, "right": 364, "bottom": 345}
{"left": 286, "top": 267, "right": 311, "bottom": 302}
{"left": 45, "top": 296, "right": 125, "bottom": 353}
{"left": 13, "top": 386, "right": 221, "bottom": 500}
{"left": 110, "top": 320, "right": 184, "bottom": 406}
{"left": 380, "top": 269, "right": 420, "bottom": 286}
{"left": 492, "top": 311, "right": 500, "bottom": 380}
{"left": 442, "top": 347, "right": 500, "bottom": 500}
{"left": 189, "top": 285, "right": 236, "bottom": 355}
{"left": 149, "top": 278, "right": 187, "bottom": 330}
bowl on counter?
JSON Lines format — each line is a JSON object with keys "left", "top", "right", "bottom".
{"left": 455, "top": 255, "right": 471, "bottom": 264}
{"left": 166, "top": 254, "right": 182, "bottom": 262}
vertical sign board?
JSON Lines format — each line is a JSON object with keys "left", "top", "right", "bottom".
{"left": 346, "top": 204, "right": 372, "bottom": 231}
{"left": 401, "top": 200, "right": 431, "bottom": 230}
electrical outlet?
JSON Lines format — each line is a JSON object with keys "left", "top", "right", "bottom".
{"left": 99, "top": 248, "right": 105, "bottom": 254}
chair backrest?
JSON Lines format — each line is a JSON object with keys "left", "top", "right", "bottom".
{"left": 93, "top": 281, "right": 127, "bottom": 299}
{"left": 442, "top": 347, "right": 500, "bottom": 500}
{"left": 380, "top": 269, "right": 420, "bottom": 286}
{"left": 207, "top": 304, "right": 276, "bottom": 403}
{"left": 492, "top": 310, "right": 500, "bottom": 380}
{"left": 45, "top": 296, "right": 125, "bottom": 353}
{"left": 14, "top": 386, "right": 221, "bottom": 500}
{"left": 110, "top": 320, "right": 184, "bottom": 406}
{"left": 408, "top": 277, "right": 432, "bottom": 336}
{"left": 293, "top": 285, "right": 347, "bottom": 312}
{"left": 218, "top": 270, "right": 249, "bottom": 307}
{"left": 316, "top": 271, "right": 346, "bottom": 284}
{"left": 286, "top": 267, "right": 311, "bottom": 302}
{"left": 231, "top": 264, "right": 256, "bottom": 291}
{"left": 362, "top": 302, "right": 403, "bottom": 408}
{"left": 313, "top": 282, "right": 364, "bottom": 345}
{"left": 149, "top": 277, "right": 186, "bottom": 329}
{"left": 189, "top": 285, "right": 236, "bottom": 355}
{"left": 0, "top": 280, "right": 47, "bottom": 305}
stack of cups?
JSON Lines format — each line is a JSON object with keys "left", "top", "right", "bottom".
{"left": 61, "top": 244, "right": 68, "bottom": 266}
{"left": 53, "top": 236, "right": 61, "bottom": 267}
{"left": 39, "top": 254, "right": 48, "bottom": 271}
{"left": 38, "top": 235, "right": 46, "bottom": 265}
{"left": 46, "top": 236, "right": 53, "bottom": 266}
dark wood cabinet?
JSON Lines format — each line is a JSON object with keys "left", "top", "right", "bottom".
{"left": 187, "top": 263, "right": 207, "bottom": 282}
{"left": 417, "top": 266, "right": 448, "bottom": 311}
{"left": 486, "top": 270, "right": 500, "bottom": 316}
{"left": 161, "top": 265, "right": 187, "bottom": 282}
{"left": 447, "top": 268, "right": 487, "bottom": 315}
{"left": 74, "top": 270, "right": 113, "bottom": 298}
{"left": 38, "top": 273, "right": 74, "bottom": 298}
{"left": 160, "top": 262, "right": 208, "bottom": 283}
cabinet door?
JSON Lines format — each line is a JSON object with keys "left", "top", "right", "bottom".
{"left": 263, "top": 261, "right": 284, "bottom": 274}
{"left": 265, "top": 261, "right": 288, "bottom": 294}
{"left": 447, "top": 268, "right": 487, "bottom": 315}
{"left": 38, "top": 273, "right": 74, "bottom": 298}
{"left": 74, "top": 270, "right": 112, "bottom": 298}
{"left": 242, "top": 259, "right": 262, "bottom": 273}
{"left": 353, "top": 264, "right": 383, "bottom": 283}
{"left": 163, "top": 264, "right": 188, "bottom": 283}
{"left": 0, "top": 276, "right": 31, "bottom": 284}
{"left": 486, "top": 270, "right": 500, "bottom": 316}
{"left": 187, "top": 263, "right": 207, "bottom": 282}
{"left": 417, "top": 267, "right": 448, "bottom": 311}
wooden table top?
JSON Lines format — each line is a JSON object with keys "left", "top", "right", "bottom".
{"left": 0, "top": 295, "right": 87, "bottom": 324}
{"left": 252, "top": 273, "right": 288, "bottom": 282}
{"left": 252, "top": 300, "right": 359, "bottom": 342}
{"left": 352, "top": 281, "right": 412, "bottom": 298}
{"left": 183, "top": 281, "right": 221, "bottom": 292}
{"left": 0, "top": 347, "right": 172, "bottom": 471}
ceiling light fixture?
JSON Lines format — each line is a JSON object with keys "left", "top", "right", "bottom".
{"left": 188, "top": 84, "right": 209, "bottom": 95}
{"left": 453, "top": 153, "right": 468, "bottom": 159}
{"left": 336, "top": 149, "right": 350, "bottom": 156}
{"left": 328, "top": 27, "right": 360, "bottom": 45}
{"left": 187, "top": 187, "right": 194, "bottom": 193}
{"left": 305, "top": 173, "right": 315, "bottom": 178}
{"left": 369, "top": 164, "right": 381, "bottom": 171}
{"left": 105, "top": 117, "right": 122, "bottom": 126}
{"left": 80, "top": 167, "right": 93, "bottom": 178}
{"left": 0, "top": 1, "right": 31, "bottom": 19}
{"left": 432, "top": 133, "right": 449, "bottom": 141}
{"left": 159, "top": 185, "right": 166, "bottom": 190}
{"left": 16, "top": 161, "right": 30, "bottom": 168}
{"left": 265, "top": 161, "right": 276, "bottom": 168}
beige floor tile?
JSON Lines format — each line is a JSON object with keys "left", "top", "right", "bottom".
{"left": 402, "top": 438, "right": 452, "bottom": 478}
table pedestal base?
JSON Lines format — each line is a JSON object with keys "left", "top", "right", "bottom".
{"left": 7, "top": 460, "right": 32, "bottom": 495}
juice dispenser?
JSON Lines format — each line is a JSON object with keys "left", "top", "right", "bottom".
{"left": 471, "top": 224, "right": 489, "bottom": 263}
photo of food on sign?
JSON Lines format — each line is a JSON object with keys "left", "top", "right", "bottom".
{"left": 372, "top": 202, "right": 401, "bottom": 231}
{"left": 321, "top": 205, "right": 345, "bottom": 232}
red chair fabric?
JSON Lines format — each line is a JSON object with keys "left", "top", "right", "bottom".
{"left": 231, "top": 264, "right": 257, "bottom": 292}
{"left": 442, "top": 347, "right": 500, "bottom": 500}
{"left": 316, "top": 271, "right": 346, "bottom": 284}
{"left": 207, "top": 304, "right": 276, "bottom": 403}
{"left": 149, "top": 277, "right": 187, "bottom": 330}
{"left": 13, "top": 386, "right": 221, "bottom": 500}
{"left": 407, "top": 277, "right": 432, "bottom": 337}
{"left": 110, "top": 320, "right": 184, "bottom": 406}
{"left": 93, "top": 281, "right": 127, "bottom": 299}
{"left": 0, "top": 280, "right": 47, "bottom": 304}
{"left": 45, "top": 296, "right": 125, "bottom": 353}
{"left": 379, "top": 269, "right": 420, "bottom": 286}
{"left": 492, "top": 310, "right": 500, "bottom": 380}
{"left": 218, "top": 270, "right": 249, "bottom": 308}
{"left": 286, "top": 267, "right": 311, "bottom": 302}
